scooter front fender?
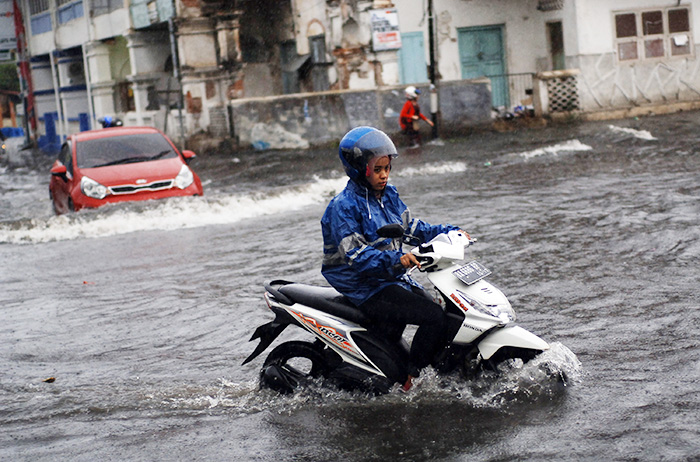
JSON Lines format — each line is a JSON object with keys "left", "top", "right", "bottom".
{"left": 478, "top": 325, "right": 549, "bottom": 360}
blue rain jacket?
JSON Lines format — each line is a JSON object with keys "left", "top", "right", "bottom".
{"left": 321, "top": 178, "right": 458, "bottom": 306}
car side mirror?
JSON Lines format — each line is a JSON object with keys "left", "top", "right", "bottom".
{"left": 182, "top": 150, "right": 197, "bottom": 164}
{"left": 376, "top": 223, "right": 405, "bottom": 239}
{"left": 51, "top": 164, "right": 68, "bottom": 181}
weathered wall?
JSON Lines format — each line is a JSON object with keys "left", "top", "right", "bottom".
{"left": 574, "top": 47, "right": 700, "bottom": 112}
{"left": 229, "top": 80, "right": 492, "bottom": 149}
{"left": 569, "top": 0, "right": 700, "bottom": 112}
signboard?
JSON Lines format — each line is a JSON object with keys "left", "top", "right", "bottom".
{"left": 0, "top": 0, "right": 16, "bottom": 51}
{"left": 370, "top": 8, "right": 401, "bottom": 52}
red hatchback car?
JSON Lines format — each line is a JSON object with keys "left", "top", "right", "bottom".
{"left": 49, "top": 126, "right": 204, "bottom": 214}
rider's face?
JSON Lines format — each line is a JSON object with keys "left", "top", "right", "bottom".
{"left": 367, "top": 156, "right": 391, "bottom": 193}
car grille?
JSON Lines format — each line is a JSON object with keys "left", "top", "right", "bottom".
{"left": 109, "top": 180, "right": 174, "bottom": 195}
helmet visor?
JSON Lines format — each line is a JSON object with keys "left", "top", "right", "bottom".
{"left": 357, "top": 130, "right": 398, "bottom": 159}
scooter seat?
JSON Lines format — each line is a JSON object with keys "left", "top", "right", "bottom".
{"left": 277, "top": 283, "right": 369, "bottom": 325}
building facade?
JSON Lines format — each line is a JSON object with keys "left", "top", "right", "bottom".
{"left": 15, "top": 0, "right": 700, "bottom": 151}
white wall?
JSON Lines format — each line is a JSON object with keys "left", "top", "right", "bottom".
{"left": 394, "top": 0, "right": 551, "bottom": 81}
{"left": 573, "top": 0, "right": 700, "bottom": 56}
{"left": 92, "top": 9, "right": 131, "bottom": 42}
{"left": 55, "top": 15, "right": 89, "bottom": 49}
{"left": 29, "top": 31, "right": 55, "bottom": 57}
{"left": 292, "top": 0, "right": 330, "bottom": 55}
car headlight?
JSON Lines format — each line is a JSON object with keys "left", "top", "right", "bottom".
{"left": 174, "top": 164, "right": 194, "bottom": 189}
{"left": 80, "top": 176, "right": 109, "bottom": 199}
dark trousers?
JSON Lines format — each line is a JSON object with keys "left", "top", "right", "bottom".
{"left": 360, "top": 284, "right": 446, "bottom": 376}
{"left": 403, "top": 127, "right": 421, "bottom": 146}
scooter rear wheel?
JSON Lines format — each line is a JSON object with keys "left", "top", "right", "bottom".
{"left": 261, "top": 341, "right": 328, "bottom": 393}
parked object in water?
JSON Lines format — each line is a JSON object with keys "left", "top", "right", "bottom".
{"left": 97, "top": 116, "right": 124, "bottom": 128}
{"left": 48, "top": 126, "right": 203, "bottom": 215}
{"left": 243, "top": 226, "right": 551, "bottom": 394}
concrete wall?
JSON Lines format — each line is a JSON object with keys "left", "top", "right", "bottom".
{"left": 570, "top": 0, "right": 700, "bottom": 112}
{"left": 394, "top": 0, "right": 548, "bottom": 80}
{"left": 229, "top": 80, "right": 492, "bottom": 149}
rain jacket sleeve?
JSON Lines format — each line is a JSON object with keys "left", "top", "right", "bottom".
{"left": 322, "top": 181, "right": 460, "bottom": 305}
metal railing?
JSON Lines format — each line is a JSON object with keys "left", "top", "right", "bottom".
{"left": 485, "top": 72, "right": 535, "bottom": 112}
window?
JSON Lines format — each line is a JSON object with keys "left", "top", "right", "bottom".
{"left": 76, "top": 133, "right": 177, "bottom": 169}
{"left": 57, "top": 0, "right": 84, "bottom": 24}
{"left": 614, "top": 6, "right": 693, "bottom": 62}
{"left": 58, "top": 142, "right": 73, "bottom": 176}
{"left": 29, "top": 0, "right": 51, "bottom": 35}
{"left": 92, "top": 0, "right": 123, "bottom": 17}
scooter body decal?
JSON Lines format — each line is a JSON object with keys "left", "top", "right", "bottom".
{"left": 285, "top": 307, "right": 386, "bottom": 376}
{"left": 289, "top": 309, "right": 355, "bottom": 353}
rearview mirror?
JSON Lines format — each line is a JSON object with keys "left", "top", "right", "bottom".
{"left": 181, "top": 150, "right": 197, "bottom": 163}
{"left": 51, "top": 164, "right": 68, "bottom": 181}
{"left": 376, "top": 223, "right": 404, "bottom": 238}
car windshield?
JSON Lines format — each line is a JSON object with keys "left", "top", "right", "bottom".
{"left": 76, "top": 133, "right": 178, "bottom": 169}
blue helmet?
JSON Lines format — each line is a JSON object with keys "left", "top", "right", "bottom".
{"left": 339, "top": 126, "right": 398, "bottom": 182}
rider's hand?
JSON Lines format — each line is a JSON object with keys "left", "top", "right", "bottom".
{"left": 400, "top": 253, "right": 421, "bottom": 269}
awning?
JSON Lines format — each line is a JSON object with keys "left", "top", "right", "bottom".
{"left": 282, "top": 54, "right": 311, "bottom": 73}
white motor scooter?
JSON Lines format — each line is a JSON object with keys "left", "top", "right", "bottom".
{"left": 243, "top": 225, "right": 549, "bottom": 394}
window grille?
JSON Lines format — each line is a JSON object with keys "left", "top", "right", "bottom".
{"left": 28, "top": 0, "right": 49, "bottom": 15}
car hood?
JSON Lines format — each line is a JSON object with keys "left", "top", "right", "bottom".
{"left": 80, "top": 158, "right": 187, "bottom": 186}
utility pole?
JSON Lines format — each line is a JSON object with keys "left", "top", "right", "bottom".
{"left": 427, "top": 0, "right": 439, "bottom": 139}
{"left": 168, "top": 18, "right": 186, "bottom": 149}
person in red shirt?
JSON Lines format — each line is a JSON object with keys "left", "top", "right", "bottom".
{"left": 399, "top": 86, "right": 434, "bottom": 147}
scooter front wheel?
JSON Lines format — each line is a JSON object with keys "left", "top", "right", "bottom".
{"left": 483, "top": 346, "right": 543, "bottom": 371}
{"left": 261, "top": 341, "right": 328, "bottom": 393}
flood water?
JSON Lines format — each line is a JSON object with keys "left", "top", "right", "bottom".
{"left": 1, "top": 112, "right": 699, "bottom": 461}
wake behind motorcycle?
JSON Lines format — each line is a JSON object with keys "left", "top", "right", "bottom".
{"left": 242, "top": 225, "right": 550, "bottom": 394}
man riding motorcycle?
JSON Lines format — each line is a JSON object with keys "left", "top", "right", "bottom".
{"left": 321, "top": 126, "right": 469, "bottom": 389}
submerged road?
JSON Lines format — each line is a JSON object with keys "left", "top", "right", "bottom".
{"left": 1, "top": 111, "right": 699, "bottom": 461}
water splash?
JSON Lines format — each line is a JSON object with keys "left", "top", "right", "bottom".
{"left": 171, "top": 343, "right": 581, "bottom": 416}
{"left": 516, "top": 140, "right": 593, "bottom": 160}
{"left": 0, "top": 176, "right": 347, "bottom": 244}
{"left": 398, "top": 161, "right": 468, "bottom": 177}
{"left": 0, "top": 160, "right": 473, "bottom": 245}
{"left": 608, "top": 125, "right": 657, "bottom": 140}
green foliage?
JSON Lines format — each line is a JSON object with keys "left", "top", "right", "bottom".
{"left": 0, "top": 63, "right": 20, "bottom": 93}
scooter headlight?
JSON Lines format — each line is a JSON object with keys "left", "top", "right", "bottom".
{"left": 174, "top": 164, "right": 194, "bottom": 189}
{"left": 460, "top": 293, "right": 516, "bottom": 324}
{"left": 80, "top": 176, "right": 109, "bottom": 199}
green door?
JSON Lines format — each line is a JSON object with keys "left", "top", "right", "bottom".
{"left": 398, "top": 32, "right": 429, "bottom": 84}
{"left": 458, "top": 25, "right": 508, "bottom": 109}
